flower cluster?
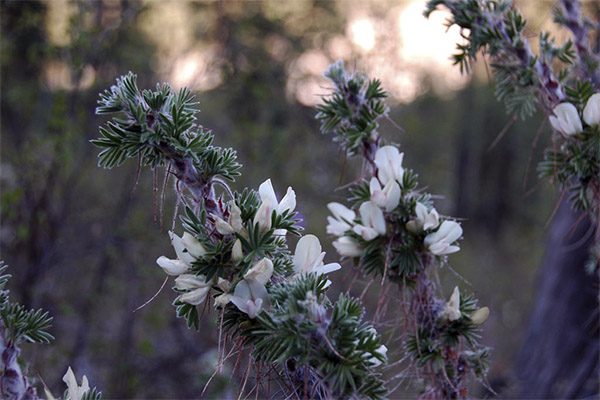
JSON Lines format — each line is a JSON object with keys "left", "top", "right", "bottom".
{"left": 153, "top": 178, "right": 342, "bottom": 321}
{"left": 327, "top": 145, "right": 463, "bottom": 260}
{"left": 549, "top": 93, "right": 600, "bottom": 137}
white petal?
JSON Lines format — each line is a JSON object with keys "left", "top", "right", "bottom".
{"left": 175, "top": 274, "right": 209, "bottom": 290}
{"left": 551, "top": 102, "right": 582, "bottom": 136}
{"left": 63, "top": 367, "right": 78, "bottom": 396}
{"left": 439, "top": 245, "right": 460, "bottom": 255}
{"left": 333, "top": 236, "right": 364, "bottom": 257}
{"left": 156, "top": 256, "right": 189, "bottom": 276}
{"left": 382, "top": 180, "right": 401, "bottom": 212}
{"left": 316, "top": 262, "right": 341, "bottom": 275}
{"left": 327, "top": 216, "right": 351, "bottom": 236}
{"left": 229, "top": 203, "right": 244, "bottom": 233}
{"left": 471, "top": 307, "right": 490, "bottom": 325}
{"left": 213, "top": 214, "right": 235, "bottom": 235}
{"left": 233, "top": 279, "right": 252, "bottom": 301}
{"left": 369, "top": 177, "right": 382, "bottom": 196}
{"left": 244, "top": 258, "right": 273, "bottom": 285}
{"left": 253, "top": 202, "right": 272, "bottom": 232}
{"left": 180, "top": 286, "right": 210, "bottom": 305}
{"left": 217, "top": 277, "right": 231, "bottom": 292}
{"left": 182, "top": 232, "right": 207, "bottom": 258}
{"left": 169, "top": 231, "right": 195, "bottom": 266}
{"left": 353, "top": 224, "right": 379, "bottom": 241}
{"left": 583, "top": 93, "right": 600, "bottom": 126}
{"left": 327, "top": 202, "right": 355, "bottom": 223}
{"left": 359, "top": 201, "right": 386, "bottom": 235}
{"left": 293, "top": 235, "right": 322, "bottom": 273}
{"left": 231, "top": 239, "right": 243, "bottom": 262}
{"left": 277, "top": 187, "right": 296, "bottom": 214}
{"left": 423, "top": 208, "right": 440, "bottom": 231}
{"left": 214, "top": 293, "right": 232, "bottom": 308}
{"left": 258, "top": 179, "right": 278, "bottom": 208}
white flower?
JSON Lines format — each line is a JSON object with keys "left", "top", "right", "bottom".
{"left": 406, "top": 202, "right": 440, "bottom": 233}
{"left": 293, "top": 234, "right": 341, "bottom": 276}
{"left": 326, "top": 202, "right": 355, "bottom": 236}
{"left": 244, "top": 258, "right": 274, "bottom": 285}
{"left": 332, "top": 236, "right": 364, "bottom": 258}
{"left": 212, "top": 203, "right": 244, "bottom": 235}
{"left": 231, "top": 239, "right": 244, "bottom": 262}
{"left": 440, "top": 286, "right": 461, "bottom": 322}
{"left": 156, "top": 256, "right": 189, "bottom": 276}
{"left": 583, "top": 93, "right": 600, "bottom": 126}
{"left": 62, "top": 367, "right": 90, "bottom": 400}
{"left": 549, "top": 102, "right": 583, "bottom": 136}
{"left": 374, "top": 145, "right": 404, "bottom": 185}
{"left": 424, "top": 220, "right": 462, "bottom": 255}
{"left": 182, "top": 232, "right": 207, "bottom": 258}
{"left": 175, "top": 274, "right": 211, "bottom": 305}
{"left": 353, "top": 201, "right": 386, "bottom": 241}
{"left": 230, "top": 279, "right": 270, "bottom": 319}
{"left": 253, "top": 179, "right": 296, "bottom": 232}
{"left": 470, "top": 306, "right": 489, "bottom": 325}
{"left": 155, "top": 231, "right": 207, "bottom": 276}
{"left": 368, "top": 345, "right": 388, "bottom": 368}
{"left": 369, "top": 177, "right": 401, "bottom": 212}
{"left": 214, "top": 278, "right": 232, "bottom": 308}
{"left": 214, "top": 293, "right": 232, "bottom": 308}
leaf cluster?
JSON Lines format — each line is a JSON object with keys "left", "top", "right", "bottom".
{"left": 230, "top": 274, "right": 387, "bottom": 399}
{"left": 425, "top": 0, "right": 574, "bottom": 118}
{"left": 0, "top": 262, "right": 54, "bottom": 345}
{"left": 92, "top": 72, "right": 241, "bottom": 182}
{"left": 316, "top": 60, "right": 389, "bottom": 155}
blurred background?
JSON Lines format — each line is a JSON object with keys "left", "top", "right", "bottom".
{"left": 0, "top": 0, "right": 568, "bottom": 397}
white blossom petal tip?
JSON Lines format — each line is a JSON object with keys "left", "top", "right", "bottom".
{"left": 549, "top": 102, "right": 583, "bottom": 136}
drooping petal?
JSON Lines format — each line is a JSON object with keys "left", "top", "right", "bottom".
{"left": 316, "top": 262, "right": 342, "bottom": 275}
{"left": 156, "top": 256, "right": 189, "bottom": 276}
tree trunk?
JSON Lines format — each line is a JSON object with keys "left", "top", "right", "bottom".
{"left": 515, "top": 198, "right": 599, "bottom": 398}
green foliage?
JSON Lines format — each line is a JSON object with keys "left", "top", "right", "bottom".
{"left": 233, "top": 274, "right": 388, "bottom": 399}
{"left": 0, "top": 262, "right": 54, "bottom": 345}
{"left": 81, "top": 387, "right": 103, "bottom": 400}
{"left": 425, "top": 0, "right": 572, "bottom": 118}
{"left": 316, "top": 60, "right": 389, "bottom": 155}
{"left": 93, "top": 72, "right": 241, "bottom": 182}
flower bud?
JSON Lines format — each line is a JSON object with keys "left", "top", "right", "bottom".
{"left": 583, "top": 93, "right": 600, "bottom": 126}
{"left": 229, "top": 203, "right": 244, "bottom": 233}
{"left": 549, "top": 102, "right": 583, "bottom": 136}
{"left": 231, "top": 239, "right": 244, "bottom": 262}
{"left": 470, "top": 306, "right": 489, "bottom": 325}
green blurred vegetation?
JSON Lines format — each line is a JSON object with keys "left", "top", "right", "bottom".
{"left": 1, "top": 0, "right": 556, "bottom": 397}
